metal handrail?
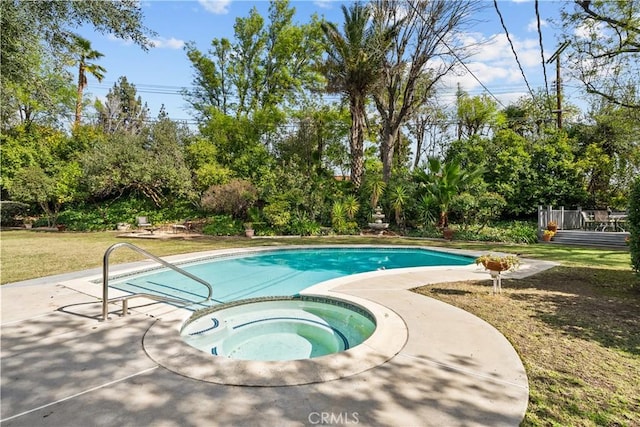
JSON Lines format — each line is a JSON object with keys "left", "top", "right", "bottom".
{"left": 102, "top": 242, "right": 212, "bottom": 320}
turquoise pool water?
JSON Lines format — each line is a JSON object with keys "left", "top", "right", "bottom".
{"left": 110, "top": 247, "right": 473, "bottom": 309}
{"left": 181, "top": 296, "right": 377, "bottom": 361}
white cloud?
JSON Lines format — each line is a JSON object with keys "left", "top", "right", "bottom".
{"left": 198, "top": 0, "right": 231, "bottom": 15}
{"left": 314, "top": 0, "right": 334, "bottom": 9}
{"left": 527, "top": 17, "right": 547, "bottom": 32}
{"left": 150, "top": 37, "right": 185, "bottom": 50}
{"left": 574, "top": 20, "right": 604, "bottom": 39}
{"left": 436, "top": 30, "right": 547, "bottom": 105}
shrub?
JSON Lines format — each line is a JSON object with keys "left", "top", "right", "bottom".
{"left": 201, "top": 179, "right": 257, "bottom": 219}
{"left": 202, "top": 215, "right": 243, "bottom": 236}
{"left": 0, "top": 201, "right": 30, "bottom": 226}
{"left": 629, "top": 177, "right": 640, "bottom": 273}
{"left": 288, "top": 213, "right": 321, "bottom": 236}
{"left": 443, "top": 221, "right": 537, "bottom": 244}
{"left": 263, "top": 200, "right": 291, "bottom": 231}
{"left": 56, "top": 198, "right": 203, "bottom": 231}
{"left": 504, "top": 221, "right": 538, "bottom": 244}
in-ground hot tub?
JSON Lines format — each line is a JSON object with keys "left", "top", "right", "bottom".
{"left": 144, "top": 294, "right": 408, "bottom": 386}
{"left": 181, "top": 296, "right": 376, "bottom": 361}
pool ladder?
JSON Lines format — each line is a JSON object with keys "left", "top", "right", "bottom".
{"left": 102, "top": 242, "right": 212, "bottom": 321}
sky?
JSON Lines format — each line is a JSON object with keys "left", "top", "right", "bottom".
{"left": 76, "top": 0, "right": 572, "bottom": 124}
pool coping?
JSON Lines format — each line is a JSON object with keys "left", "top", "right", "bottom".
{"left": 144, "top": 293, "right": 409, "bottom": 386}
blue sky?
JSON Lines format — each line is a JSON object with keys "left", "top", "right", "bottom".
{"left": 77, "top": 0, "right": 569, "bottom": 123}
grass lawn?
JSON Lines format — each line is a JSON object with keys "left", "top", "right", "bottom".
{"left": 1, "top": 229, "right": 638, "bottom": 425}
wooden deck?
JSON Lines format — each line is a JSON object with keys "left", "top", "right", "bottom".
{"left": 547, "top": 230, "right": 630, "bottom": 249}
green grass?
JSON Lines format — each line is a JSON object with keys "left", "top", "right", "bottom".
{"left": 1, "top": 229, "right": 638, "bottom": 425}
{"left": 414, "top": 267, "right": 640, "bottom": 426}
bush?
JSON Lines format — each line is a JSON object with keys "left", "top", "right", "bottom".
{"left": 504, "top": 221, "right": 538, "bottom": 244}
{"left": 449, "top": 192, "right": 506, "bottom": 230}
{"left": 629, "top": 177, "right": 640, "bottom": 273}
{"left": 202, "top": 215, "right": 243, "bottom": 236}
{"left": 288, "top": 213, "right": 321, "bottom": 236}
{"left": 263, "top": 200, "right": 291, "bottom": 231}
{"left": 201, "top": 179, "right": 257, "bottom": 219}
{"left": 0, "top": 201, "right": 30, "bottom": 226}
{"left": 56, "top": 198, "right": 203, "bottom": 231}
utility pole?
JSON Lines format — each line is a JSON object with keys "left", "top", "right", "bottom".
{"left": 546, "top": 41, "right": 570, "bottom": 129}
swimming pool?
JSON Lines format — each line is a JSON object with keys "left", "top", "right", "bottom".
{"left": 138, "top": 246, "right": 470, "bottom": 380}
{"left": 110, "top": 246, "right": 473, "bottom": 308}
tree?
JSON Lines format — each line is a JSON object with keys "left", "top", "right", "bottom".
{"left": 455, "top": 90, "right": 503, "bottom": 139}
{"left": 414, "top": 157, "right": 483, "bottom": 227}
{"left": 95, "top": 76, "right": 149, "bottom": 134}
{"left": 321, "top": 2, "right": 398, "bottom": 189}
{"left": 276, "top": 103, "right": 350, "bottom": 176}
{"left": 389, "top": 183, "right": 409, "bottom": 227}
{"left": 9, "top": 161, "right": 81, "bottom": 227}
{"left": 568, "top": 101, "right": 639, "bottom": 208}
{"left": 79, "top": 114, "right": 193, "bottom": 206}
{"left": 407, "top": 99, "right": 451, "bottom": 169}
{"left": 70, "top": 34, "right": 106, "bottom": 127}
{"left": 468, "top": 129, "right": 533, "bottom": 216}
{"left": 0, "top": 0, "right": 153, "bottom": 113}
{"left": 561, "top": 0, "right": 640, "bottom": 110}
{"left": 184, "top": 0, "right": 324, "bottom": 121}
{"left": 0, "top": 47, "right": 75, "bottom": 130}
{"left": 372, "top": 0, "right": 482, "bottom": 182}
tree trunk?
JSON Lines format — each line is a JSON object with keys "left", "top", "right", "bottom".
{"left": 350, "top": 95, "right": 366, "bottom": 189}
{"left": 412, "top": 118, "right": 427, "bottom": 170}
{"left": 75, "top": 65, "right": 85, "bottom": 127}
{"left": 381, "top": 123, "right": 399, "bottom": 183}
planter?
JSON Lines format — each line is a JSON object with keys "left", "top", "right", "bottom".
{"left": 24, "top": 223, "right": 33, "bottom": 229}
{"left": 56, "top": 224, "right": 67, "bottom": 232}
{"left": 542, "top": 234, "right": 552, "bottom": 242}
{"left": 476, "top": 254, "right": 520, "bottom": 272}
{"left": 482, "top": 260, "right": 509, "bottom": 272}
{"left": 245, "top": 229, "right": 254, "bottom": 238}
{"left": 442, "top": 228, "right": 454, "bottom": 240}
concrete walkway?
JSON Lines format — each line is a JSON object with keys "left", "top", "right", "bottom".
{"left": 1, "top": 247, "right": 555, "bottom": 426}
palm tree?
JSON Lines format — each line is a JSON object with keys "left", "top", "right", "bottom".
{"left": 415, "top": 157, "right": 483, "bottom": 228}
{"left": 321, "top": 3, "right": 398, "bottom": 189}
{"left": 389, "top": 183, "right": 408, "bottom": 227}
{"left": 70, "top": 34, "right": 106, "bottom": 127}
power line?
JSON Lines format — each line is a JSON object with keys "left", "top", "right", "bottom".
{"left": 493, "top": 0, "right": 536, "bottom": 101}
{"left": 405, "top": 1, "right": 506, "bottom": 108}
{"left": 535, "top": 0, "right": 550, "bottom": 102}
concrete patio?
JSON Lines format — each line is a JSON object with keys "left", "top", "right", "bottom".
{"left": 1, "top": 248, "right": 555, "bottom": 426}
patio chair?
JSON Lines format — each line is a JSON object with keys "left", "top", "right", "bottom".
{"left": 136, "top": 216, "right": 152, "bottom": 230}
{"left": 172, "top": 219, "right": 192, "bottom": 234}
{"left": 580, "top": 211, "right": 596, "bottom": 231}
{"left": 593, "top": 210, "right": 610, "bottom": 231}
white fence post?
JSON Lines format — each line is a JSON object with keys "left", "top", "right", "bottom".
{"left": 538, "top": 205, "right": 543, "bottom": 232}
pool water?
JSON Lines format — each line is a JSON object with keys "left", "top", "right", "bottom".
{"left": 111, "top": 247, "right": 473, "bottom": 309}
{"left": 181, "top": 296, "right": 377, "bottom": 361}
